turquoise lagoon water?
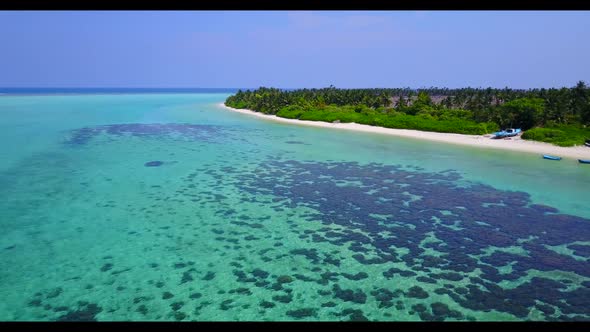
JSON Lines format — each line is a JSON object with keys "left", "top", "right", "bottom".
{"left": 0, "top": 92, "right": 588, "bottom": 321}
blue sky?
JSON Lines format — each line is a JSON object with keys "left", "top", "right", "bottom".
{"left": 1, "top": 11, "right": 589, "bottom": 89}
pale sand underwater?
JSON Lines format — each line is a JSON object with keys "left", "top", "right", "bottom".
{"left": 221, "top": 103, "right": 590, "bottom": 160}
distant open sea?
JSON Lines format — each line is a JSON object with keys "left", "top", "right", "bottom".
{"left": 0, "top": 87, "right": 241, "bottom": 96}
{"left": 0, "top": 90, "right": 588, "bottom": 321}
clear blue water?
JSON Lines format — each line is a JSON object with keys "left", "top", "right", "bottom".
{"left": 0, "top": 92, "right": 588, "bottom": 321}
{"left": 0, "top": 87, "right": 240, "bottom": 95}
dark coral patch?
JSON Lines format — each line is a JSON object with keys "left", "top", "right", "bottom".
{"left": 286, "top": 308, "right": 316, "bottom": 319}
{"left": 272, "top": 294, "right": 293, "bottom": 304}
{"left": 383, "top": 268, "right": 416, "bottom": 279}
{"left": 536, "top": 303, "right": 556, "bottom": 316}
{"left": 277, "top": 275, "right": 294, "bottom": 284}
{"left": 260, "top": 301, "right": 276, "bottom": 309}
{"left": 370, "top": 288, "right": 401, "bottom": 308}
{"left": 412, "top": 303, "right": 427, "bottom": 313}
{"left": 56, "top": 303, "right": 102, "bottom": 321}
{"left": 229, "top": 287, "right": 252, "bottom": 295}
{"left": 189, "top": 292, "right": 202, "bottom": 300}
{"left": 219, "top": 299, "right": 234, "bottom": 311}
{"left": 202, "top": 271, "right": 216, "bottom": 281}
{"left": 569, "top": 244, "right": 590, "bottom": 257}
{"left": 431, "top": 302, "right": 451, "bottom": 317}
{"left": 227, "top": 159, "right": 590, "bottom": 319}
{"left": 145, "top": 161, "right": 164, "bottom": 167}
{"left": 136, "top": 305, "right": 148, "bottom": 315}
{"left": 64, "top": 123, "right": 230, "bottom": 147}
{"left": 333, "top": 284, "right": 367, "bottom": 304}
{"left": 170, "top": 302, "right": 184, "bottom": 311}
{"left": 180, "top": 271, "right": 194, "bottom": 284}
{"left": 341, "top": 309, "right": 369, "bottom": 321}
{"left": 284, "top": 141, "right": 309, "bottom": 145}
{"left": 252, "top": 269, "right": 270, "bottom": 279}
{"left": 173, "top": 312, "right": 187, "bottom": 321}
{"left": 100, "top": 263, "right": 113, "bottom": 272}
{"left": 432, "top": 272, "right": 464, "bottom": 282}
{"left": 28, "top": 299, "right": 42, "bottom": 307}
{"left": 341, "top": 272, "right": 368, "bottom": 281}
{"left": 416, "top": 276, "right": 438, "bottom": 284}
{"left": 133, "top": 297, "right": 148, "bottom": 304}
{"left": 406, "top": 286, "right": 429, "bottom": 299}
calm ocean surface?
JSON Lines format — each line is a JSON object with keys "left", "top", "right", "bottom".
{"left": 0, "top": 91, "right": 588, "bottom": 321}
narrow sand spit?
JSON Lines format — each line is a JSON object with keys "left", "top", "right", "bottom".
{"left": 219, "top": 103, "right": 590, "bottom": 160}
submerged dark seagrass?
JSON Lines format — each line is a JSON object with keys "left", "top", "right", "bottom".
{"left": 226, "top": 159, "right": 590, "bottom": 320}
{"left": 64, "top": 123, "right": 230, "bottom": 146}
{"left": 144, "top": 161, "right": 164, "bottom": 167}
{"left": 8, "top": 120, "right": 587, "bottom": 321}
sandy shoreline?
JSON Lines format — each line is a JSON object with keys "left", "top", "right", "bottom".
{"left": 219, "top": 103, "right": 590, "bottom": 160}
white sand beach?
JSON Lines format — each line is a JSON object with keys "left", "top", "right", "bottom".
{"left": 220, "top": 103, "right": 590, "bottom": 160}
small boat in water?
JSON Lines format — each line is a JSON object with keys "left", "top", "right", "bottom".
{"left": 543, "top": 155, "right": 562, "bottom": 161}
{"left": 579, "top": 159, "right": 590, "bottom": 164}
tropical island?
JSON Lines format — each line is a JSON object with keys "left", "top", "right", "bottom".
{"left": 224, "top": 83, "right": 590, "bottom": 150}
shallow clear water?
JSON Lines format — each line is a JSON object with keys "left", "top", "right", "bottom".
{"left": 0, "top": 93, "right": 588, "bottom": 321}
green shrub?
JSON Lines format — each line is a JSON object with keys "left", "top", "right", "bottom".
{"left": 522, "top": 125, "right": 590, "bottom": 146}
{"left": 274, "top": 105, "right": 499, "bottom": 135}
{"left": 276, "top": 105, "right": 305, "bottom": 119}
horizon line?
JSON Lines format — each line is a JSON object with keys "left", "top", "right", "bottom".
{"left": 0, "top": 83, "right": 586, "bottom": 91}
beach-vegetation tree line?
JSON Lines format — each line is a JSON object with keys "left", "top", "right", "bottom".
{"left": 225, "top": 81, "right": 590, "bottom": 146}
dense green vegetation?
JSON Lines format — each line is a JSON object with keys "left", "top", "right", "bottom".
{"left": 225, "top": 82, "right": 590, "bottom": 146}
{"left": 275, "top": 104, "right": 497, "bottom": 135}
{"left": 521, "top": 125, "right": 590, "bottom": 147}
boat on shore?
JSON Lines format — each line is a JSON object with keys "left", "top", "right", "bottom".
{"left": 579, "top": 159, "right": 590, "bottom": 164}
{"left": 543, "top": 155, "right": 562, "bottom": 161}
{"left": 585, "top": 139, "right": 590, "bottom": 147}
{"left": 493, "top": 128, "right": 521, "bottom": 139}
